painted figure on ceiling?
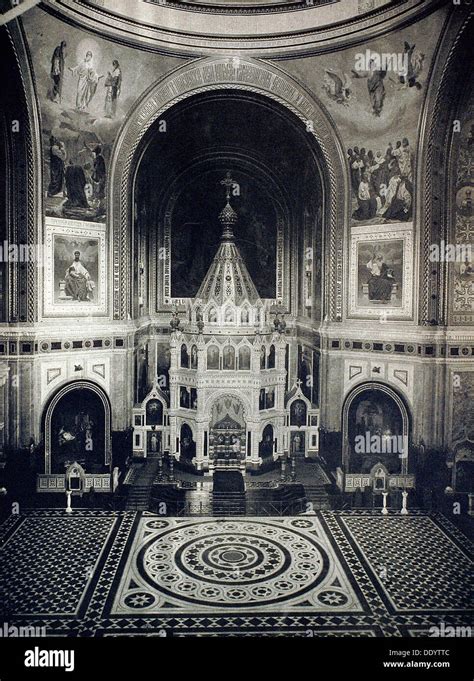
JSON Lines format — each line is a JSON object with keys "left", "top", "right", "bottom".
{"left": 352, "top": 58, "right": 387, "bottom": 116}
{"left": 69, "top": 51, "right": 103, "bottom": 111}
{"left": 48, "top": 40, "right": 67, "bottom": 104}
{"left": 92, "top": 146, "right": 106, "bottom": 200}
{"left": 64, "top": 161, "right": 88, "bottom": 209}
{"left": 47, "top": 136, "right": 67, "bottom": 197}
{"left": 104, "top": 60, "right": 122, "bottom": 118}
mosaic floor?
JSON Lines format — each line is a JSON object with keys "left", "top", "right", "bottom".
{"left": 0, "top": 511, "right": 472, "bottom": 637}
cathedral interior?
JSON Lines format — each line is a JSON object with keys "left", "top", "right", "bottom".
{"left": 0, "top": 0, "right": 472, "bottom": 642}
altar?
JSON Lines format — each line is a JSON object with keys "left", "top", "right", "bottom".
{"left": 209, "top": 413, "right": 245, "bottom": 469}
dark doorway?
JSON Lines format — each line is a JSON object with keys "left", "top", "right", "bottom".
{"left": 259, "top": 424, "right": 274, "bottom": 459}
{"left": 180, "top": 423, "right": 195, "bottom": 461}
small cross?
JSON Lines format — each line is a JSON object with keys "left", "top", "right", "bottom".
{"left": 220, "top": 171, "right": 234, "bottom": 201}
{"left": 296, "top": 378, "right": 302, "bottom": 388}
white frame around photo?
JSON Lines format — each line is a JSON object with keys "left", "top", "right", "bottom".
{"left": 348, "top": 222, "right": 414, "bottom": 320}
{"left": 43, "top": 217, "right": 107, "bottom": 317}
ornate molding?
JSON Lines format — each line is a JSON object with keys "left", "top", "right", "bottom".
{"left": 146, "top": 0, "right": 336, "bottom": 15}
{"left": 5, "top": 22, "right": 43, "bottom": 323}
{"left": 42, "top": 0, "right": 442, "bottom": 59}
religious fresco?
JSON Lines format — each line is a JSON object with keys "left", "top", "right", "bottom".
{"left": 348, "top": 223, "right": 414, "bottom": 320}
{"left": 281, "top": 7, "right": 447, "bottom": 226}
{"left": 348, "top": 136, "right": 414, "bottom": 225}
{"left": 451, "top": 110, "right": 474, "bottom": 325}
{"left": 146, "top": 399, "right": 163, "bottom": 426}
{"left": 21, "top": 7, "right": 183, "bottom": 223}
{"left": 290, "top": 399, "right": 307, "bottom": 427}
{"left": 53, "top": 236, "right": 98, "bottom": 304}
{"left": 452, "top": 371, "right": 474, "bottom": 444}
{"left": 44, "top": 218, "right": 107, "bottom": 316}
{"left": 347, "top": 390, "right": 404, "bottom": 474}
{"left": 357, "top": 239, "right": 403, "bottom": 307}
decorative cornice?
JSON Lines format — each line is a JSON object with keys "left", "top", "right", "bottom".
{"left": 40, "top": 0, "right": 445, "bottom": 59}
{"left": 147, "top": 0, "right": 336, "bottom": 15}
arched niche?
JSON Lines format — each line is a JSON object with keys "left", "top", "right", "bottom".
{"left": 206, "top": 343, "right": 220, "bottom": 370}
{"left": 222, "top": 345, "right": 236, "bottom": 371}
{"left": 42, "top": 380, "right": 112, "bottom": 474}
{"left": 180, "top": 343, "right": 189, "bottom": 368}
{"left": 238, "top": 345, "right": 251, "bottom": 370}
{"left": 342, "top": 383, "right": 411, "bottom": 475}
{"left": 146, "top": 399, "right": 163, "bottom": 426}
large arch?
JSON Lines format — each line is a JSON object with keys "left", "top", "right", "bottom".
{"left": 417, "top": 10, "right": 472, "bottom": 326}
{"left": 108, "top": 56, "right": 348, "bottom": 322}
{"left": 42, "top": 380, "right": 112, "bottom": 474}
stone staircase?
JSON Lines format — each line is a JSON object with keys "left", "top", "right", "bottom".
{"left": 212, "top": 469, "right": 246, "bottom": 516}
{"left": 126, "top": 457, "right": 161, "bottom": 511}
{"left": 212, "top": 490, "right": 246, "bottom": 516}
{"left": 303, "top": 483, "right": 331, "bottom": 510}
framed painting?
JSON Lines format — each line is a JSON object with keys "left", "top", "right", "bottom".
{"left": 348, "top": 223, "right": 414, "bottom": 320}
{"left": 44, "top": 217, "right": 107, "bottom": 317}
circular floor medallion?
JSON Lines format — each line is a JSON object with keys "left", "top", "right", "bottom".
{"left": 137, "top": 520, "right": 331, "bottom": 607}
